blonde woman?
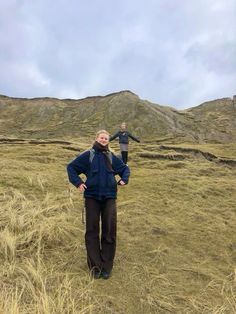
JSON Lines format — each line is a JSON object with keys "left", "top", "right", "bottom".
{"left": 67, "top": 130, "right": 130, "bottom": 279}
{"left": 110, "top": 122, "right": 140, "bottom": 164}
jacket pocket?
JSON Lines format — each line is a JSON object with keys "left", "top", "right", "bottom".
{"left": 86, "top": 170, "right": 98, "bottom": 188}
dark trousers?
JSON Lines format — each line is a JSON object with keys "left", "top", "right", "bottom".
{"left": 121, "top": 151, "right": 128, "bottom": 164}
{"left": 85, "top": 198, "right": 117, "bottom": 273}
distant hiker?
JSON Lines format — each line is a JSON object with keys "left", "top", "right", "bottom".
{"left": 67, "top": 130, "right": 130, "bottom": 280}
{"left": 109, "top": 122, "right": 140, "bottom": 164}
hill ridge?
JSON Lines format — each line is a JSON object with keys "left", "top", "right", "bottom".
{"left": 0, "top": 91, "right": 235, "bottom": 143}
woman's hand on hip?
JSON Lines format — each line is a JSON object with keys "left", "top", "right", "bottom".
{"left": 78, "top": 183, "right": 87, "bottom": 192}
{"left": 119, "top": 180, "right": 126, "bottom": 186}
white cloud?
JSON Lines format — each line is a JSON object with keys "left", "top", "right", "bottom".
{"left": 0, "top": 0, "right": 235, "bottom": 108}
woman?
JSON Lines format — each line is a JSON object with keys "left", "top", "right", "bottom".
{"left": 109, "top": 122, "right": 140, "bottom": 164}
{"left": 67, "top": 130, "right": 130, "bottom": 279}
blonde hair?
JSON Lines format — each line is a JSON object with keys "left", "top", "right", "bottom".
{"left": 94, "top": 129, "right": 116, "bottom": 153}
{"left": 95, "top": 129, "right": 110, "bottom": 139}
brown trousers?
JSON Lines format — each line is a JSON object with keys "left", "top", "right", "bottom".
{"left": 85, "top": 198, "right": 117, "bottom": 273}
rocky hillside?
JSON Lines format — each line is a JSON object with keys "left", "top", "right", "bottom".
{"left": 0, "top": 91, "right": 235, "bottom": 143}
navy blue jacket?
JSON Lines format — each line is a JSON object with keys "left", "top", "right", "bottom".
{"left": 67, "top": 147, "right": 130, "bottom": 200}
{"left": 109, "top": 131, "right": 140, "bottom": 144}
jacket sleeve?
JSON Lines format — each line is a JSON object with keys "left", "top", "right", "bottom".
{"left": 128, "top": 132, "right": 140, "bottom": 143}
{"left": 112, "top": 155, "right": 130, "bottom": 184}
{"left": 67, "top": 151, "right": 90, "bottom": 188}
{"left": 109, "top": 131, "right": 119, "bottom": 142}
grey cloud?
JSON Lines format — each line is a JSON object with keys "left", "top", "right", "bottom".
{"left": 0, "top": 0, "right": 235, "bottom": 108}
{"left": 185, "top": 40, "right": 236, "bottom": 75}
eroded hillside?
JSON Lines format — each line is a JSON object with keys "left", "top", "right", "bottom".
{"left": 0, "top": 91, "right": 236, "bottom": 143}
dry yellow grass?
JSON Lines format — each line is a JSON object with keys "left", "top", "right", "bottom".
{"left": 0, "top": 140, "right": 236, "bottom": 313}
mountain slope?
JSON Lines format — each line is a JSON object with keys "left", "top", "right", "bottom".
{"left": 0, "top": 91, "right": 235, "bottom": 142}
{"left": 186, "top": 97, "right": 236, "bottom": 142}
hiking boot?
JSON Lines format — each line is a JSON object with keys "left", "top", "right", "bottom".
{"left": 101, "top": 270, "right": 111, "bottom": 280}
{"left": 91, "top": 269, "right": 102, "bottom": 279}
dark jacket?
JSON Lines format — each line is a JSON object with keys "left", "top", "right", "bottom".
{"left": 109, "top": 131, "right": 140, "bottom": 144}
{"left": 67, "top": 146, "right": 130, "bottom": 200}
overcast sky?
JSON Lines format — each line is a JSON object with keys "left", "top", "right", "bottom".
{"left": 0, "top": 0, "right": 235, "bottom": 109}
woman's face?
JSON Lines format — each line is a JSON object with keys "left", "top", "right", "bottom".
{"left": 96, "top": 133, "right": 109, "bottom": 146}
{"left": 121, "top": 123, "right": 126, "bottom": 130}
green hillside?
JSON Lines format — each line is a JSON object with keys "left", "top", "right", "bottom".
{"left": 0, "top": 91, "right": 236, "bottom": 312}
{"left": 0, "top": 91, "right": 236, "bottom": 143}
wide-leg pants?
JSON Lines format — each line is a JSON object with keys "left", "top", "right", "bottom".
{"left": 85, "top": 198, "right": 117, "bottom": 273}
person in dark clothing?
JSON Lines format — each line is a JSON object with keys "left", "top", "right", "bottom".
{"left": 109, "top": 122, "right": 140, "bottom": 164}
{"left": 67, "top": 130, "right": 130, "bottom": 280}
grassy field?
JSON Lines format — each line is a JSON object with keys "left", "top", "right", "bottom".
{"left": 0, "top": 139, "right": 236, "bottom": 313}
